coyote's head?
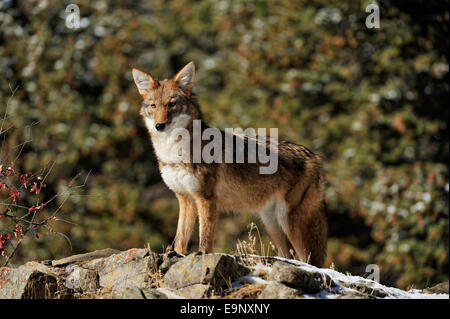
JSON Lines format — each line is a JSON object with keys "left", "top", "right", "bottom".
{"left": 132, "top": 62, "right": 201, "bottom": 134}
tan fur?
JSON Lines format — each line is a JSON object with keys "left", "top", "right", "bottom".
{"left": 132, "top": 62, "right": 328, "bottom": 266}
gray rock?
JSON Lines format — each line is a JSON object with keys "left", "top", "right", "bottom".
{"left": 338, "top": 279, "right": 388, "bottom": 298}
{"left": 141, "top": 288, "right": 168, "bottom": 299}
{"left": 336, "top": 291, "right": 368, "bottom": 299}
{"left": 176, "top": 284, "right": 212, "bottom": 298}
{"left": 423, "top": 281, "right": 449, "bottom": 294}
{"left": 79, "top": 268, "right": 99, "bottom": 292}
{"left": 258, "top": 282, "right": 300, "bottom": 299}
{"left": 65, "top": 265, "right": 81, "bottom": 290}
{"left": 81, "top": 248, "right": 161, "bottom": 291}
{"left": 0, "top": 262, "right": 59, "bottom": 299}
{"left": 164, "top": 253, "right": 249, "bottom": 291}
{"left": 115, "top": 286, "right": 145, "bottom": 299}
{"left": 159, "top": 255, "right": 182, "bottom": 274}
{"left": 65, "top": 264, "right": 99, "bottom": 293}
{"left": 52, "top": 248, "right": 120, "bottom": 267}
{"left": 268, "top": 261, "right": 333, "bottom": 293}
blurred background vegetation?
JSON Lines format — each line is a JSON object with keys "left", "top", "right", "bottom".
{"left": 0, "top": 0, "right": 448, "bottom": 290}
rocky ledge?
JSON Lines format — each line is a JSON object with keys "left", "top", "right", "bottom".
{"left": 0, "top": 248, "right": 448, "bottom": 299}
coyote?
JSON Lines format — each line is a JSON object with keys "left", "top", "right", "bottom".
{"left": 132, "top": 62, "right": 328, "bottom": 266}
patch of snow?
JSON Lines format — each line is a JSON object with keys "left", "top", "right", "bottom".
{"left": 239, "top": 274, "right": 270, "bottom": 285}
{"left": 245, "top": 254, "right": 449, "bottom": 299}
{"left": 303, "top": 288, "right": 343, "bottom": 299}
{"left": 232, "top": 274, "right": 270, "bottom": 289}
{"left": 383, "top": 289, "right": 448, "bottom": 300}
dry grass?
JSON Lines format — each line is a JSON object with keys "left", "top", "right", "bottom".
{"left": 224, "top": 283, "right": 267, "bottom": 299}
{"left": 406, "top": 283, "right": 417, "bottom": 291}
{"left": 135, "top": 242, "right": 166, "bottom": 289}
{"left": 234, "top": 222, "right": 276, "bottom": 268}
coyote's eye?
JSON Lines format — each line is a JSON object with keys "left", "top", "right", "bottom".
{"left": 150, "top": 103, "right": 156, "bottom": 108}
{"left": 168, "top": 101, "right": 176, "bottom": 107}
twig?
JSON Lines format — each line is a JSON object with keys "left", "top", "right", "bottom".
{"left": 0, "top": 84, "right": 19, "bottom": 135}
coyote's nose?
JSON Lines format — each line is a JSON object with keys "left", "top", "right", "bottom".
{"left": 155, "top": 123, "right": 166, "bottom": 131}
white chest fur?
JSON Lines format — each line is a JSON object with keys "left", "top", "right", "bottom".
{"left": 160, "top": 164, "right": 200, "bottom": 194}
{"left": 143, "top": 113, "right": 198, "bottom": 194}
{"left": 144, "top": 114, "right": 192, "bottom": 164}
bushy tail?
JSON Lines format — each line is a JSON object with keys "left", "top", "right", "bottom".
{"left": 301, "top": 201, "right": 328, "bottom": 267}
{"left": 287, "top": 194, "right": 328, "bottom": 267}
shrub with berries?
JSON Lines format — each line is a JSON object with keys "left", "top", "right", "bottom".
{"left": 0, "top": 161, "right": 61, "bottom": 266}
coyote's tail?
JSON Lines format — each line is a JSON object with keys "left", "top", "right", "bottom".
{"left": 302, "top": 200, "right": 328, "bottom": 267}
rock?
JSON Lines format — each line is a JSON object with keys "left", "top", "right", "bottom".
{"left": 0, "top": 262, "right": 59, "bottom": 299}
{"left": 159, "top": 255, "right": 182, "bottom": 274}
{"left": 336, "top": 292, "right": 367, "bottom": 299}
{"left": 268, "top": 261, "right": 333, "bottom": 293}
{"left": 52, "top": 248, "right": 120, "bottom": 267}
{"left": 164, "top": 253, "right": 250, "bottom": 292}
{"left": 65, "top": 265, "right": 81, "bottom": 290}
{"left": 65, "top": 265, "right": 98, "bottom": 292}
{"left": 81, "top": 248, "right": 162, "bottom": 291}
{"left": 115, "top": 286, "right": 169, "bottom": 299}
{"left": 79, "top": 268, "right": 99, "bottom": 292}
{"left": 3, "top": 247, "right": 445, "bottom": 299}
{"left": 141, "top": 288, "right": 168, "bottom": 299}
{"left": 226, "top": 283, "right": 267, "bottom": 299}
{"left": 338, "top": 279, "right": 388, "bottom": 298}
{"left": 423, "top": 281, "right": 449, "bottom": 294}
{"left": 258, "top": 282, "right": 300, "bottom": 299}
{"left": 176, "top": 284, "right": 212, "bottom": 298}
{"left": 115, "top": 286, "right": 145, "bottom": 299}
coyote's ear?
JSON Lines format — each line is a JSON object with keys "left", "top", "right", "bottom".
{"left": 173, "top": 61, "right": 195, "bottom": 94}
{"left": 132, "top": 68, "right": 153, "bottom": 96}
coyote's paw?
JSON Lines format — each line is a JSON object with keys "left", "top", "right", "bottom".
{"left": 165, "top": 246, "right": 185, "bottom": 258}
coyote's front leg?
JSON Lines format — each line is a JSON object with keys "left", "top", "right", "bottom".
{"left": 174, "top": 193, "right": 197, "bottom": 254}
{"left": 194, "top": 197, "right": 218, "bottom": 253}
